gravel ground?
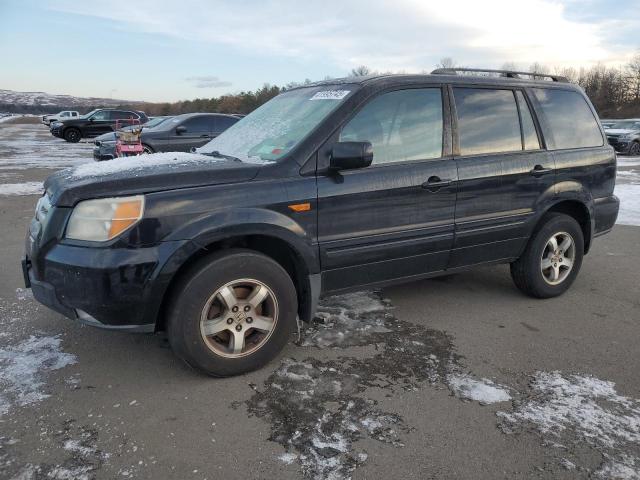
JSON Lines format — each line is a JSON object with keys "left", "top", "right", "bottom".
{"left": 0, "top": 119, "right": 639, "bottom": 479}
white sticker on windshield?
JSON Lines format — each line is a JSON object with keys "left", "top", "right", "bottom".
{"left": 309, "top": 90, "right": 350, "bottom": 101}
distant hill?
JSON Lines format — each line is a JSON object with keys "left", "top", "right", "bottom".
{"left": 0, "top": 89, "right": 138, "bottom": 114}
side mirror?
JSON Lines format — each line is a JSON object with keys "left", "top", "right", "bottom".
{"left": 330, "top": 141, "right": 373, "bottom": 171}
{"left": 175, "top": 125, "right": 187, "bottom": 135}
{"left": 89, "top": 117, "right": 95, "bottom": 122}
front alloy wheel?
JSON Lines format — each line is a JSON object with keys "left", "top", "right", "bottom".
{"left": 168, "top": 249, "right": 297, "bottom": 377}
{"left": 200, "top": 279, "right": 278, "bottom": 357}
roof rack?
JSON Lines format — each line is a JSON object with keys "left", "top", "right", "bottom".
{"left": 431, "top": 68, "right": 569, "bottom": 83}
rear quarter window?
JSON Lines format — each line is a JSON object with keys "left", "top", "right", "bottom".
{"left": 532, "top": 88, "right": 603, "bottom": 149}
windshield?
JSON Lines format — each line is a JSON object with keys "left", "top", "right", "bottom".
{"left": 607, "top": 120, "right": 640, "bottom": 130}
{"left": 80, "top": 109, "right": 99, "bottom": 119}
{"left": 144, "top": 116, "right": 171, "bottom": 128}
{"left": 198, "top": 85, "right": 356, "bottom": 163}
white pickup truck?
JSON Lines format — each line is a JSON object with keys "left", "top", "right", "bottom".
{"left": 42, "top": 110, "right": 80, "bottom": 126}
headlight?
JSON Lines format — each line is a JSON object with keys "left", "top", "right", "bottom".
{"left": 620, "top": 134, "right": 633, "bottom": 141}
{"left": 66, "top": 196, "right": 144, "bottom": 242}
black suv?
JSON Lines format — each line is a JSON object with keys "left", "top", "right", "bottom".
{"left": 23, "top": 69, "right": 619, "bottom": 377}
{"left": 51, "top": 108, "right": 149, "bottom": 143}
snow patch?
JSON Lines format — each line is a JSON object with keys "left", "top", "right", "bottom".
{"left": 447, "top": 374, "right": 512, "bottom": 405}
{"left": 498, "top": 371, "right": 640, "bottom": 478}
{"left": 0, "top": 335, "right": 76, "bottom": 416}
{"left": 66, "top": 151, "right": 223, "bottom": 179}
{"left": 615, "top": 184, "right": 640, "bottom": 226}
{"left": 0, "top": 182, "right": 43, "bottom": 196}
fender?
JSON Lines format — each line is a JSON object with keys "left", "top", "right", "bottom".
{"left": 140, "top": 207, "right": 321, "bottom": 326}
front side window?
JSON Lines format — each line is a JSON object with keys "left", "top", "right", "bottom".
{"left": 90, "top": 110, "right": 110, "bottom": 121}
{"left": 339, "top": 88, "right": 443, "bottom": 164}
{"left": 454, "top": 88, "right": 522, "bottom": 156}
{"left": 532, "top": 88, "right": 603, "bottom": 149}
{"left": 181, "top": 116, "right": 211, "bottom": 133}
{"left": 199, "top": 85, "right": 357, "bottom": 163}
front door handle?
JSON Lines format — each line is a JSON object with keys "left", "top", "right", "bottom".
{"left": 529, "top": 165, "right": 553, "bottom": 176}
{"left": 421, "top": 176, "right": 452, "bottom": 192}
{"left": 200, "top": 134, "right": 210, "bottom": 138}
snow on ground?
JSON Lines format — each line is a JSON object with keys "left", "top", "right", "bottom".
{"left": 0, "top": 123, "right": 93, "bottom": 171}
{"left": 0, "top": 181, "right": 43, "bottom": 196}
{"left": 447, "top": 374, "right": 512, "bottom": 405}
{"left": 498, "top": 371, "right": 640, "bottom": 478}
{"left": 0, "top": 335, "right": 76, "bottom": 416}
{"left": 615, "top": 184, "right": 640, "bottom": 226}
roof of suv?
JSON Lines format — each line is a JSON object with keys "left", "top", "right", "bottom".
{"left": 292, "top": 71, "right": 580, "bottom": 91}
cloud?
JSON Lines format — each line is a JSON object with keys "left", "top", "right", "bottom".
{"left": 185, "top": 76, "right": 232, "bottom": 88}
{"left": 49, "top": 0, "right": 639, "bottom": 73}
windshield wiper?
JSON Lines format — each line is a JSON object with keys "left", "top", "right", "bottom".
{"left": 203, "top": 150, "right": 243, "bottom": 163}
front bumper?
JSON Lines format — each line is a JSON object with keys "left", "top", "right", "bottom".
{"left": 24, "top": 238, "right": 190, "bottom": 332}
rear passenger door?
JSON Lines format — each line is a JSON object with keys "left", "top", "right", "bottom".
{"left": 317, "top": 87, "right": 458, "bottom": 292}
{"left": 450, "top": 86, "right": 554, "bottom": 268}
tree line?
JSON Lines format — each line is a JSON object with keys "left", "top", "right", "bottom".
{"left": 3, "top": 53, "right": 639, "bottom": 119}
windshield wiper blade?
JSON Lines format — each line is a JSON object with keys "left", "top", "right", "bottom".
{"left": 203, "top": 150, "right": 243, "bottom": 163}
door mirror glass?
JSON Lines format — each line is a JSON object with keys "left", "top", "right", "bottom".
{"left": 330, "top": 141, "right": 373, "bottom": 171}
{"left": 175, "top": 125, "right": 187, "bottom": 135}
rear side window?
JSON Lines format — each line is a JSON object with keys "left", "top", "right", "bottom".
{"left": 453, "top": 88, "right": 521, "bottom": 156}
{"left": 109, "top": 111, "right": 137, "bottom": 121}
{"left": 532, "top": 88, "right": 603, "bottom": 149}
{"left": 340, "top": 88, "right": 443, "bottom": 164}
{"left": 515, "top": 91, "right": 540, "bottom": 150}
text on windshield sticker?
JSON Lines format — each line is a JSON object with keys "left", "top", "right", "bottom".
{"left": 309, "top": 90, "right": 350, "bottom": 100}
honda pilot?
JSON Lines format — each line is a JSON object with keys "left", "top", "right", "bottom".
{"left": 23, "top": 69, "right": 619, "bottom": 377}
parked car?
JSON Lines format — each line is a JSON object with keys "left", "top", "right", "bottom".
{"left": 23, "top": 69, "right": 619, "bottom": 377}
{"left": 42, "top": 110, "right": 79, "bottom": 126}
{"left": 92, "top": 113, "right": 239, "bottom": 160}
{"left": 50, "top": 108, "right": 148, "bottom": 142}
{"left": 93, "top": 116, "right": 173, "bottom": 160}
{"left": 602, "top": 118, "right": 640, "bottom": 155}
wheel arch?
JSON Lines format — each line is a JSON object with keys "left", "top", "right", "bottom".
{"left": 152, "top": 223, "right": 319, "bottom": 332}
{"left": 542, "top": 198, "right": 593, "bottom": 254}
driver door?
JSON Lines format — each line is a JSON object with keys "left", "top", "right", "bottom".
{"left": 316, "top": 87, "right": 458, "bottom": 292}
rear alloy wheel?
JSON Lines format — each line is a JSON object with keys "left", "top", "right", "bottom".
{"left": 168, "top": 249, "right": 297, "bottom": 377}
{"left": 629, "top": 141, "right": 640, "bottom": 156}
{"left": 63, "top": 128, "right": 81, "bottom": 143}
{"left": 510, "top": 213, "right": 584, "bottom": 298}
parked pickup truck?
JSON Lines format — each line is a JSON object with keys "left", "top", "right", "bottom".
{"left": 42, "top": 111, "right": 79, "bottom": 126}
{"left": 23, "top": 69, "right": 619, "bottom": 377}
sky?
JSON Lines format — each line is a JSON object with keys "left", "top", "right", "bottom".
{"left": 0, "top": 0, "right": 638, "bottom": 103}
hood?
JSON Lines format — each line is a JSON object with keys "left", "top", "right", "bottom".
{"left": 94, "top": 131, "right": 117, "bottom": 143}
{"left": 605, "top": 128, "right": 638, "bottom": 135}
{"left": 45, "top": 152, "right": 261, "bottom": 207}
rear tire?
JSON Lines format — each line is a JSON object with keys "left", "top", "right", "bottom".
{"left": 63, "top": 128, "right": 81, "bottom": 143}
{"left": 142, "top": 144, "right": 154, "bottom": 154}
{"left": 510, "top": 213, "right": 584, "bottom": 298}
{"left": 167, "top": 249, "right": 298, "bottom": 377}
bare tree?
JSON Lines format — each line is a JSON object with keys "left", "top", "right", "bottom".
{"left": 435, "top": 57, "right": 457, "bottom": 69}
{"left": 349, "top": 65, "right": 373, "bottom": 77}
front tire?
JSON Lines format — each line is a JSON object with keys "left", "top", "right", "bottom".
{"left": 167, "top": 249, "right": 298, "bottom": 377}
{"left": 63, "top": 128, "right": 81, "bottom": 143}
{"left": 629, "top": 141, "right": 640, "bottom": 156}
{"left": 510, "top": 213, "right": 584, "bottom": 298}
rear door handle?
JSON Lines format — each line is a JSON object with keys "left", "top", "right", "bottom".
{"left": 421, "top": 176, "right": 452, "bottom": 191}
{"left": 529, "top": 165, "right": 553, "bottom": 176}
